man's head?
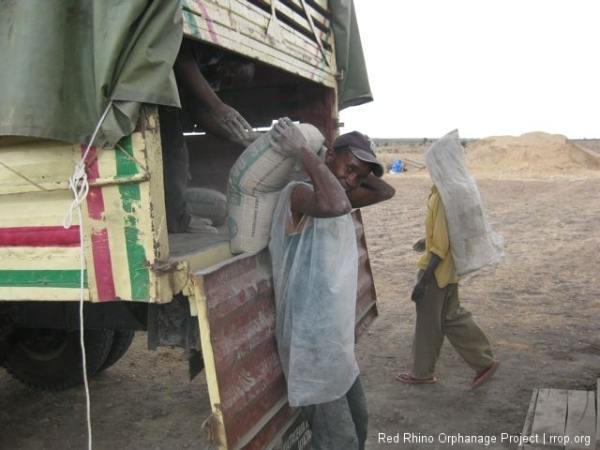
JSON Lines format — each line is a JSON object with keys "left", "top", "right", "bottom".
{"left": 325, "top": 131, "right": 385, "bottom": 191}
{"left": 207, "top": 55, "right": 255, "bottom": 91}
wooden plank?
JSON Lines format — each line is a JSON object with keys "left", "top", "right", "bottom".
{"left": 0, "top": 138, "right": 77, "bottom": 195}
{"left": 253, "top": 0, "right": 332, "bottom": 43}
{"left": 520, "top": 389, "right": 539, "bottom": 450}
{"left": 0, "top": 109, "right": 168, "bottom": 304}
{"left": 183, "top": 0, "right": 332, "bottom": 51}
{"left": 181, "top": 0, "right": 336, "bottom": 87}
{"left": 564, "top": 390, "right": 595, "bottom": 450}
{"left": 531, "top": 388, "right": 568, "bottom": 449}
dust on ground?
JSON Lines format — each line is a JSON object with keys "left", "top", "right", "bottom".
{"left": 1, "top": 133, "right": 599, "bottom": 450}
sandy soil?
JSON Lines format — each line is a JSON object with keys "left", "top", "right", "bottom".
{"left": 1, "top": 136, "right": 599, "bottom": 450}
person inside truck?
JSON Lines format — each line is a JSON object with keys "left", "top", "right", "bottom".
{"left": 160, "top": 38, "right": 261, "bottom": 233}
{"left": 268, "top": 119, "right": 396, "bottom": 450}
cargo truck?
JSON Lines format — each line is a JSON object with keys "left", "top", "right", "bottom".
{"left": 0, "top": 1, "right": 378, "bottom": 448}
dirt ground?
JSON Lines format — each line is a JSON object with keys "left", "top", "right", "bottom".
{"left": 2, "top": 136, "right": 599, "bottom": 450}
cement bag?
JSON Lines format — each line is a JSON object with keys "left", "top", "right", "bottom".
{"left": 184, "top": 187, "right": 227, "bottom": 226}
{"left": 227, "top": 123, "right": 326, "bottom": 254}
{"left": 425, "top": 129, "right": 505, "bottom": 276}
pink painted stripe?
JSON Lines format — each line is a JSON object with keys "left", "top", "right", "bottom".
{"left": 309, "top": 28, "right": 328, "bottom": 81}
{"left": 0, "top": 226, "right": 81, "bottom": 247}
{"left": 83, "top": 146, "right": 116, "bottom": 301}
{"left": 196, "top": 0, "right": 219, "bottom": 43}
{"left": 90, "top": 227, "right": 115, "bottom": 301}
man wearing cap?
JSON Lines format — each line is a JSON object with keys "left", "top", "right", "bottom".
{"left": 268, "top": 118, "right": 395, "bottom": 449}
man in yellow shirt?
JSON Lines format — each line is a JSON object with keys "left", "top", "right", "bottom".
{"left": 396, "top": 185, "right": 500, "bottom": 389}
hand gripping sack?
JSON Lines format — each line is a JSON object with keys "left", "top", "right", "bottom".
{"left": 227, "top": 123, "right": 326, "bottom": 254}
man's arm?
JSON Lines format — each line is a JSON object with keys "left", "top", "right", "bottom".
{"left": 411, "top": 253, "right": 440, "bottom": 302}
{"left": 174, "top": 40, "right": 259, "bottom": 146}
{"left": 346, "top": 173, "right": 395, "bottom": 208}
{"left": 270, "top": 119, "right": 351, "bottom": 220}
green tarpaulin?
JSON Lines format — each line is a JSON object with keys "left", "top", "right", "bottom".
{"left": 0, "top": 0, "right": 182, "bottom": 148}
{"left": 0, "top": 0, "right": 370, "bottom": 147}
{"left": 330, "top": 0, "right": 373, "bottom": 110}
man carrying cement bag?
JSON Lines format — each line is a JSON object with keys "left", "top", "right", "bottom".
{"left": 269, "top": 118, "right": 395, "bottom": 449}
{"left": 397, "top": 129, "right": 503, "bottom": 390}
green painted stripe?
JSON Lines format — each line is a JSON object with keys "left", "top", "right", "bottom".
{"left": 114, "top": 135, "right": 140, "bottom": 179}
{"left": 182, "top": 5, "right": 202, "bottom": 38}
{"left": 0, "top": 270, "right": 88, "bottom": 289}
{"left": 115, "top": 137, "right": 149, "bottom": 301}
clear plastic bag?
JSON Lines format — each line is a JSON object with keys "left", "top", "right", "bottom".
{"left": 425, "top": 130, "right": 505, "bottom": 276}
{"left": 269, "top": 182, "right": 359, "bottom": 407}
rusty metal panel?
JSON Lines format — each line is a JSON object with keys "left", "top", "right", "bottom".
{"left": 193, "top": 210, "right": 377, "bottom": 449}
{"left": 193, "top": 250, "right": 295, "bottom": 449}
{"left": 353, "top": 209, "right": 379, "bottom": 337}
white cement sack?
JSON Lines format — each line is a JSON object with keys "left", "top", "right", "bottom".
{"left": 425, "top": 129, "right": 505, "bottom": 276}
{"left": 184, "top": 187, "right": 227, "bottom": 226}
{"left": 227, "top": 190, "right": 280, "bottom": 254}
{"left": 227, "top": 123, "right": 326, "bottom": 254}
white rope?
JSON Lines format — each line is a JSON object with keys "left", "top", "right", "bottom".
{"left": 63, "top": 101, "right": 112, "bottom": 229}
{"left": 73, "top": 196, "right": 93, "bottom": 450}
{"left": 63, "top": 100, "right": 113, "bottom": 450}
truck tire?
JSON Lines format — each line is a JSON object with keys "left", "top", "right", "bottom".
{"left": 3, "top": 328, "right": 114, "bottom": 391}
{"left": 97, "top": 330, "right": 135, "bottom": 372}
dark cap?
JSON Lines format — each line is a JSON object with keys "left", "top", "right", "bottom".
{"left": 333, "top": 131, "right": 385, "bottom": 177}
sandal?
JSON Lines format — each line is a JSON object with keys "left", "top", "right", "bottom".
{"left": 471, "top": 360, "right": 501, "bottom": 390}
{"left": 395, "top": 372, "right": 437, "bottom": 384}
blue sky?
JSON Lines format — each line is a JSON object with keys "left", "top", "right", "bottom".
{"left": 339, "top": 0, "right": 599, "bottom": 139}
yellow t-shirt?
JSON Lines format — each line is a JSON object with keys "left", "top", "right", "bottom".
{"left": 417, "top": 186, "right": 458, "bottom": 288}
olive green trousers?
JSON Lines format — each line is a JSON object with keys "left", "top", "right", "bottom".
{"left": 412, "top": 271, "right": 495, "bottom": 379}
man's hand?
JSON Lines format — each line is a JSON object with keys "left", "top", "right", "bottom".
{"left": 411, "top": 280, "right": 427, "bottom": 303}
{"left": 213, "top": 103, "right": 260, "bottom": 146}
{"left": 412, "top": 254, "right": 440, "bottom": 302}
{"left": 412, "top": 237, "right": 426, "bottom": 253}
{"left": 269, "top": 117, "right": 308, "bottom": 156}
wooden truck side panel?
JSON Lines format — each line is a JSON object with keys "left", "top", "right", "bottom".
{"left": 0, "top": 0, "right": 342, "bottom": 305}
{"left": 0, "top": 110, "right": 180, "bottom": 303}
{"left": 181, "top": 0, "right": 336, "bottom": 89}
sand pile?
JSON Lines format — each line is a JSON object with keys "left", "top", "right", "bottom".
{"left": 465, "top": 132, "right": 600, "bottom": 179}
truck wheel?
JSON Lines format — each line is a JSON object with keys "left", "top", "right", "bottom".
{"left": 97, "top": 330, "right": 135, "bottom": 372}
{"left": 3, "top": 328, "right": 114, "bottom": 391}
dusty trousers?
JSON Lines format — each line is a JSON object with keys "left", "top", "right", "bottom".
{"left": 412, "top": 271, "right": 495, "bottom": 379}
{"left": 301, "top": 375, "right": 368, "bottom": 450}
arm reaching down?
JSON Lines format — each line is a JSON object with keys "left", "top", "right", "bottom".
{"left": 174, "top": 40, "right": 260, "bottom": 147}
